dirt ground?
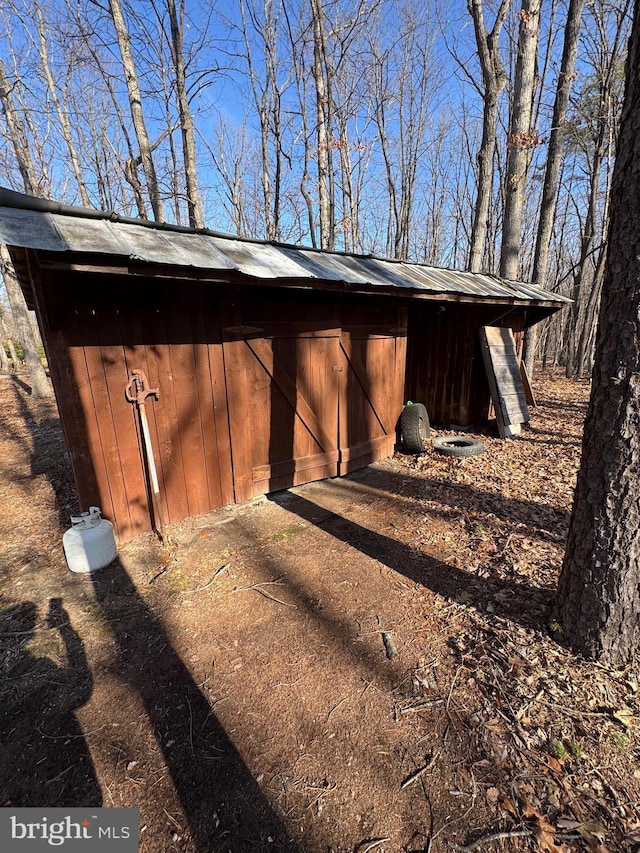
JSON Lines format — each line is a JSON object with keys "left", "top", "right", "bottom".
{"left": 1, "top": 370, "right": 639, "bottom": 853}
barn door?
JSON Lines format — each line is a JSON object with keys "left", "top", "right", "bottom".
{"left": 338, "top": 330, "right": 406, "bottom": 473}
{"left": 224, "top": 330, "right": 341, "bottom": 502}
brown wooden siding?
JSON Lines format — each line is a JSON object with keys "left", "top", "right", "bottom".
{"left": 404, "top": 302, "right": 526, "bottom": 427}
{"left": 32, "top": 263, "right": 407, "bottom": 542}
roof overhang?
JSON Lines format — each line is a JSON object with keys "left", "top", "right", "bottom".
{"left": 0, "top": 188, "right": 571, "bottom": 319}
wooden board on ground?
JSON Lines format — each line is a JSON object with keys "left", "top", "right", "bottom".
{"left": 479, "top": 326, "right": 530, "bottom": 438}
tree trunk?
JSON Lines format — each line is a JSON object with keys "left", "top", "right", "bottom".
{"left": 467, "top": 0, "right": 510, "bottom": 273}
{"left": 525, "top": 0, "right": 583, "bottom": 377}
{"left": 0, "top": 246, "right": 52, "bottom": 398}
{"left": 1, "top": 310, "right": 20, "bottom": 368}
{"left": 0, "top": 56, "right": 36, "bottom": 194}
{"left": 108, "top": 0, "right": 165, "bottom": 222}
{"left": 499, "top": 0, "right": 541, "bottom": 281}
{"left": 311, "top": 0, "right": 335, "bottom": 250}
{"left": 554, "top": 1, "right": 640, "bottom": 665}
{"left": 34, "top": 1, "right": 91, "bottom": 207}
{"left": 0, "top": 315, "right": 10, "bottom": 373}
{"left": 166, "top": 0, "right": 204, "bottom": 228}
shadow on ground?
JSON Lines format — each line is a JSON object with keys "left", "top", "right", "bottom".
{"left": 91, "top": 558, "right": 300, "bottom": 852}
{"left": 272, "top": 490, "right": 554, "bottom": 632}
{"left": 0, "top": 598, "right": 101, "bottom": 807}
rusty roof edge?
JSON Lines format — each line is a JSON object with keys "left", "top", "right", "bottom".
{"left": 0, "top": 187, "right": 572, "bottom": 304}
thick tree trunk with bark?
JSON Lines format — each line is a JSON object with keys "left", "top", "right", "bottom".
{"left": 311, "top": 0, "right": 335, "bottom": 250}
{"left": 554, "top": 2, "right": 640, "bottom": 665}
{"left": 166, "top": 0, "right": 204, "bottom": 228}
{"left": 0, "top": 316, "right": 10, "bottom": 373}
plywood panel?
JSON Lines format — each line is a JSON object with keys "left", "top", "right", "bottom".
{"left": 338, "top": 317, "right": 406, "bottom": 474}
{"left": 240, "top": 334, "right": 340, "bottom": 497}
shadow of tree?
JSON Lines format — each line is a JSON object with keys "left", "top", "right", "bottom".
{"left": 91, "top": 559, "right": 300, "bottom": 853}
{"left": 9, "top": 378, "right": 76, "bottom": 527}
{"left": 339, "top": 464, "right": 569, "bottom": 544}
{"left": 272, "top": 492, "right": 554, "bottom": 632}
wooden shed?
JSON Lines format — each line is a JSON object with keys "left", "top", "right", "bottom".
{"left": 0, "top": 189, "right": 568, "bottom": 542}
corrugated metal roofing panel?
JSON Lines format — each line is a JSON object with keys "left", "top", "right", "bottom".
{"left": 209, "top": 239, "right": 311, "bottom": 279}
{"left": 53, "top": 215, "right": 135, "bottom": 256}
{"left": 356, "top": 257, "right": 416, "bottom": 289}
{"left": 0, "top": 193, "right": 572, "bottom": 306}
{"left": 0, "top": 208, "right": 67, "bottom": 252}
{"left": 298, "top": 251, "right": 376, "bottom": 285}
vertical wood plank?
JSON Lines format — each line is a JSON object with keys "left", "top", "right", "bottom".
{"left": 93, "top": 308, "right": 150, "bottom": 536}
{"left": 220, "top": 302, "right": 253, "bottom": 503}
{"left": 143, "top": 306, "right": 191, "bottom": 523}
{"left": 190, "top": 294, "right": 227, "bottom": 510}
{"left": 166, "top": 303, "right": 210, "bottom": 518}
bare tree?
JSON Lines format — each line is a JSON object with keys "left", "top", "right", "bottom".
{"left": 30, "top": 0, "right": 92, "bottom": 207}
{"left": 0, "top": 56, "right": 37, "bottom": 196}
{"left": 164, "top": 0, "right": 205, "bottom": 227}
{"left": 564, "top": 0, "right": 631, "bottom": 378}
{"left": 310, "top": 0, "right": 336, "bottom": 249}
{"left": 500, "top": 0, "right": 542, "bottom": 280}
{"left": 0, "top": 48, "right": 52, "bottom": 396}
{"left": 107, "top": 0, "right": 165, "bottom": 222}
{"left": 1, "top": 246, "right": 52, "bottom": 398}
{"left": 524, "top": 0, "right": 584, "bottom": 377}
{"left": 467, "top": 0, "right": 511, "bottom": 273}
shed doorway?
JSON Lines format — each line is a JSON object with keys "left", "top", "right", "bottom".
{"left": 223, "top": 307, "right": 407, "bottom": 504}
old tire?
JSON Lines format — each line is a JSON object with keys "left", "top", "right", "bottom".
{"left": 433, "top": 436, "right": 484, "bottom": 458}
{"left": 399, "top": 404, "right": 430, "bottom": 454}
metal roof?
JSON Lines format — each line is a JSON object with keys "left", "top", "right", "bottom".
{"left": 0, "top": 188, "right": 570, "bottom": 308}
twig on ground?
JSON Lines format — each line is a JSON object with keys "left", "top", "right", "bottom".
{"left": 182, "top": 564, "right": 229, "bottom": 594}
{"left": 187, "top": 695, "right": 194, "bottom": 754}
{"left": 446, "top": 665, "right": 464, "bottom": 713}
{"left": 232, "top": 578, "right": 296, "bottom": 607}
{"left": 355, "top": 838, "right": 391, "bottom": 853}
{"left": 46, "top": 765, "right": 74, "bottom": 785}
{"left": 447, "top": 829, "right": 532, "bottom": 852}
{"left": 162, "top": 809, "right": 182, "bottom": 831}
{"left": 400, "top": 698, "right": 444, "bottom": 715}
{"left": 401, "top": 750, "right": 441, "bottom": 790}
{"left": 326, "top": 695, "right": 349, "bottom": 721}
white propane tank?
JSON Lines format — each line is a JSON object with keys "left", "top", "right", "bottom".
{"left": 63, "top": 506, "right": 117, "bottom": 574}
